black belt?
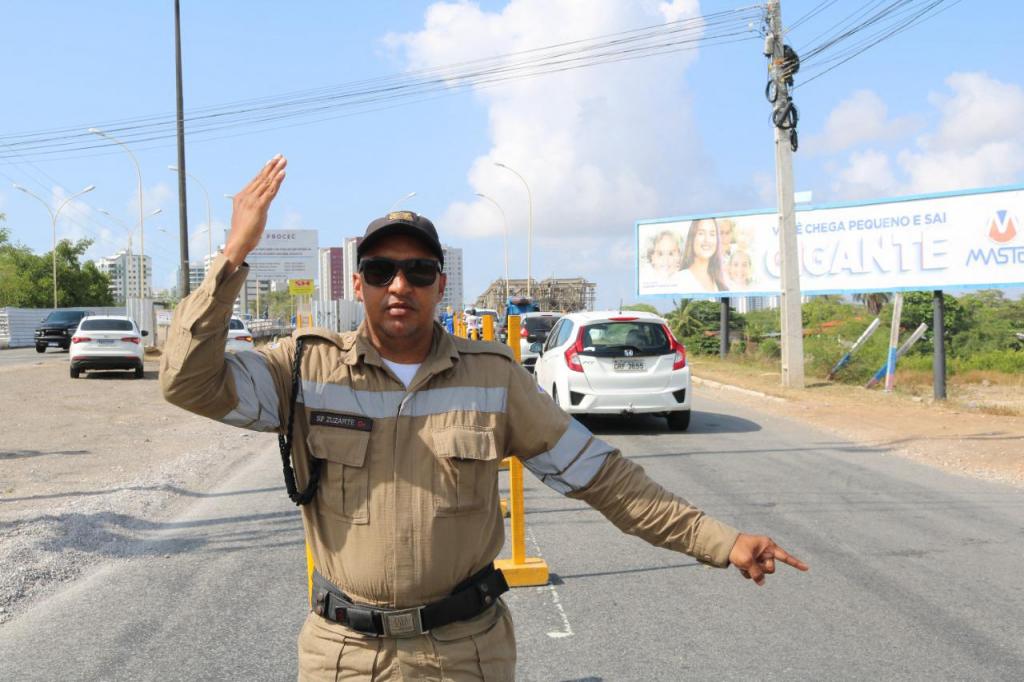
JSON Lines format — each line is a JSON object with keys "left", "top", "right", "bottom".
{"left": 311, "top": 564, "right": 509, "bottom": 638}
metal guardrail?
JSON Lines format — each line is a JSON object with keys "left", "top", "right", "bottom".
{"left": 248, "top": 319, "right": 293, "bottom": 340}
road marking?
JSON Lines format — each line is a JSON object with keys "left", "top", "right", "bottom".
{"left": 525, "top": 526, "right": 574, "bottom": 639}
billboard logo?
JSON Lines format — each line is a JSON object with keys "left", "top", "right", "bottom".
{"left": 988, "top": 210, "right": 1018, "bottom": 243}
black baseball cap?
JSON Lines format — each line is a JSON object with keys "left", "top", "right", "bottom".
{"left": 357, "top": 211, "right": 444, "bottom": 267}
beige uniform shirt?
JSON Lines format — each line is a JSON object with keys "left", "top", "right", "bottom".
{"left": 161, "top": 256, "right": 739, "bottom": 609}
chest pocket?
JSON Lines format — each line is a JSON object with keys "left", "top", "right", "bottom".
{"left": 306, "top": 425, "right": 371, "bottom": 524}
{"left": 430, "top": 426, "right": 499, "bottom": 517}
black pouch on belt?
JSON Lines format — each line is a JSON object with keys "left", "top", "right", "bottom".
{"left": 311, "top": 564, "right": 509, "bottom": 638}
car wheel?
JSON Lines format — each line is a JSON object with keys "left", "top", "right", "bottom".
{"left": 667, "top": 410, "right": 691, "bottom": 431}
{"left": 36, "top": 344, "right": 46, "bottom": 353}
{"left": 70, "top": 366, "right": 80, "bottom": 379}
{"left": 134, "top": 365, "right": 144, "bottom": 379}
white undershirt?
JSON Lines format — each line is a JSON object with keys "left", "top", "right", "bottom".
{"left": 382, "top": 359, "right": 422, "bottom": 389}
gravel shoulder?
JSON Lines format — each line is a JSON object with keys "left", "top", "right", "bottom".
{"left": 0, "top": 355, "right": 277, "bottom": 625}
{"left": 690, "top": 357, "right": 1024, "bottom": 488}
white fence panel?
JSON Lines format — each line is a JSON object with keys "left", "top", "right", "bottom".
{"left": 1, "top": 305, "right": 133, "bottom": 348}
{"left": 311, "top": 299, "right": 364, "bottom": 333}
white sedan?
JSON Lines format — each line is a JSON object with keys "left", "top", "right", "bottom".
{"left": 533, "top": 310, "right": 692, "bottom": 430}
{"left": 69, "top": 316, "right": 147, "bottom": 379}
{"left": 226, "top": 317, "right": 256, "bottom": 352}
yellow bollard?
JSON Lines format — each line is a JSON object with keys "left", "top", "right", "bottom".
{"left": 483, "top": 315, "right": 494, "bottom": 342}
{"left": 507, "top": 315, "right": 522, "bottom": 363}
{"left": 494, "top": 456, "right": 549, "bottom": 586}
{"left": 306, "top": 542, "right": 315, "bottom": 605}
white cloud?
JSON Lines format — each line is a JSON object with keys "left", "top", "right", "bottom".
{"left": 806, "top": 89, "right": 918, "bottom": 155}
{"left": 823, "top": 73, "right": 1024, "bottom": 199}
{"left": 388, "top": 0, "right": 711, "bottom": 243}
{"left": 831, "top": 149, "right": 898, "bottom": 200}
{"left": 387, "top": 0, "right": 715, "bottom": 305}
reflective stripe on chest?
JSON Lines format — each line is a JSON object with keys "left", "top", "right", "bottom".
{"left": 299, "top": 380, "right": 507, "bottom": 418}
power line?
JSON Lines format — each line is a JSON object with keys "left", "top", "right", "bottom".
{"left": 0, "top": 7, "right": 762, "bottom": 162}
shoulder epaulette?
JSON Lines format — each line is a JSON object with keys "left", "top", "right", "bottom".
{"left": 450, "top": 335, "right": 515, "bottom": 360}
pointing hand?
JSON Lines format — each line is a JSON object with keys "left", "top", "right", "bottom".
{"left": 728, "top": 533, "right": 808, "bottom": 586}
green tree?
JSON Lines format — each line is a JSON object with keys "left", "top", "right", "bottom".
{"left": 899, "top": 291, "right": 968, "bottom": 355}
{"left": 853, "top": 292, "right": 890, "bottom": 314}
{"left": 0, "top": 228, "right": 114, "bottom": 307}
{"left": 621, "top": 303, "right": 659, "bottom": 315}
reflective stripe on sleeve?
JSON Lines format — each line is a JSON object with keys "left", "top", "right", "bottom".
{"left": 220, "top": 350, "right": 281, "bottom": 432}
{"left": 523, "top": 419, "right": 614, "bottom": 494}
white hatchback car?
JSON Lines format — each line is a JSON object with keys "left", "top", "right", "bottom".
{"left": 69, "top": 316, "right": 147, "bottom": 379}
{"left": 533, "top": 310, "right": 692, "bottom": 430}
{"left": 226, "top": 317, "right": 256, "bottom": 352}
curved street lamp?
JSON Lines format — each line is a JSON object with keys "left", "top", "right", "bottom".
{"left": 494, "top": 162, "right": 533, "bottom": 298}
{"left": 89, "top": 127, "right": 147, "bottom": 299}
{"left": 388, "top": 191, "right": 417, "bottom": 212}
{"left": 13, "top": 183, "right": 96, "bottom": 308}
{"left": 169, "top": 165, "right": 212, "bottom": 261}
{"left": 476, "top": 192, "right": 510, "bottom": 302}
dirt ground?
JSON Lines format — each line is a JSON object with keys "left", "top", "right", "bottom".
{"left": 2, "top": 349, "right": 1021, "bottom": 624}
{"left": 691, "top": 356, "right": 1024, "bottom": 488}
{"left": 0, "top": 355, "right": 265, "bottom": 624}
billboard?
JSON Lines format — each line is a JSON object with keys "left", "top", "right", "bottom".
{"left": 238, "top": 229, "right": 319, "bottom": 281}
{"left": 636, "top": 185, "right": 1024, "bottom": 298}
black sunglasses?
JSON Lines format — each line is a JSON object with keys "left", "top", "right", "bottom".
{"left": 358, "top": 257, "right": 442, "bottom": 288}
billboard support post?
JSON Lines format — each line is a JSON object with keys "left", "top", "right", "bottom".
{"left": 885, "top": 293, "right": 904, "bottom": 392}
{"left": 933, "top": 290, "right": 947, "bottom": 400}
{"left": 720, "top": 298, "right": 730, "bottom": 357}
{"left": 768, "top": 1, "right": 805, "bottom": 388}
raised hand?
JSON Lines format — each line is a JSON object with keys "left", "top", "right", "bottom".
{"left": 223, "top": 154, "right": 287, "bottom": 270}
{"left": 728, "top": 533, "right": 809, "bottom": 586}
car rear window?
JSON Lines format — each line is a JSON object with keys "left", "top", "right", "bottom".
{"left": 524, "top": 316, "right": 559, "bottom": 333}
{"left": 580, "top": 321, "right": 670, "bottom": 357}
{"left": 80, "top": 319, "right": 134, "bottom": 331}
{"left": 229, "top": 319, "right": 246, "bottom": 330}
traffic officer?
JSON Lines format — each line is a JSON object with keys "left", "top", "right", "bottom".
{"left": 161, "top": 155, "right": 808, "bottom": 681}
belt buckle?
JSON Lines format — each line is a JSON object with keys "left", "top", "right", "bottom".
{"left": 381, "top": 606, "right": 426, "bottom": 638}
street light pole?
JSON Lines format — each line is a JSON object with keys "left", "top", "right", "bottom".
{"left": 89, "top": 127, "right": 147, "bottom": 301}
{"left": 169, "top": 165, "right": 212, "bottom": 262}
{"left": 14, "top": 184, "right": 96, "bottom": 308}
{"left": 494, "top": 162, "right": 533, "bottom": 298}
{"left": 476, "top": 192, "right": 510, "bottom": 303}
{"left": 388, "top": 191, "right": 416, "bottom": 212}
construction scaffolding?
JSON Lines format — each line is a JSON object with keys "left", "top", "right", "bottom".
{"left": 474, "top": 277, "right": 596, "bottom": 313}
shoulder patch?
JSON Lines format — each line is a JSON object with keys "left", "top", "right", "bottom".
{"left": 451, "top": 336, "right": 515, "bottom": 360}
{"left": 291, "top": 326, "right": 352, "bottom": 350}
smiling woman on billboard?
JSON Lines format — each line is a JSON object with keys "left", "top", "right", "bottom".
{"left": 678, "top": 218, "right": 728, "bottom": 292}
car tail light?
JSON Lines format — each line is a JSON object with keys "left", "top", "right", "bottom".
{"left": 608, "top": 316, "right": 638, "bottom": 321}
{"left": 662, "top": 324, "right": 687, "bottom": 370}
{"left": 121, "top": 337, "right": 141, "bottom": 344}
{"left": 71, "top": 336, "right": 92, "bottom": 343}
{"left": 564, "top": 327, "right": 585, "bottom": 372}
{"left": 520, "top": 327, "right": 529, "bottom": 338}
{"left": 237, "top": 335, "right": 254, "bottom": 343}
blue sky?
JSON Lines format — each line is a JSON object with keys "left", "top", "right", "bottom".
{"left": 2, "top": 1, "right": 1022, "bottom": 309}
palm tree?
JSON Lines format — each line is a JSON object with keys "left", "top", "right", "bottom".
{"left": 853, "top": 293, "right": 890, "bottom": 315}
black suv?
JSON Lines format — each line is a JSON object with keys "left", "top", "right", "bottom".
{"left": 35, "top": 310, "right": 90, "bottom": 353}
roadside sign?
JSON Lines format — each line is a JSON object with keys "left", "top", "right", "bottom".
{"left": 156, "top": 310, "right": 173, "bottom": 325}
{"left": 234, "top": 229, "right": 319, "bottom": 281}
{"left": 288, "top": 278, "right": 315, "bottom": 296}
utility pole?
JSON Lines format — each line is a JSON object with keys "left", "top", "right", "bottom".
{"left": 174, "top": 0, "right": 191, "bottom": 297}
{"left": 767, "top": 1, "right": 805, "bottom": 388}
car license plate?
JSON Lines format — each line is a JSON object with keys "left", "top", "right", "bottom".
{"left": 614, "top": 359, "right": 645, "bottom": 372}
{"left": 48, "top": 342, "right": 60, "bottom": 347}
{"left": 98, "top": 339, "right": 115, "bottom": 345}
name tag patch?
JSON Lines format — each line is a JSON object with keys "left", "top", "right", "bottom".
{"left": 310, "top": 411, "right": 373, "bottom": 432}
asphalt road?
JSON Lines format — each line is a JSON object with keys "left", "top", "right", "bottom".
{"left": 2, "top": 393, "right": 1022, "bottom": 681}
